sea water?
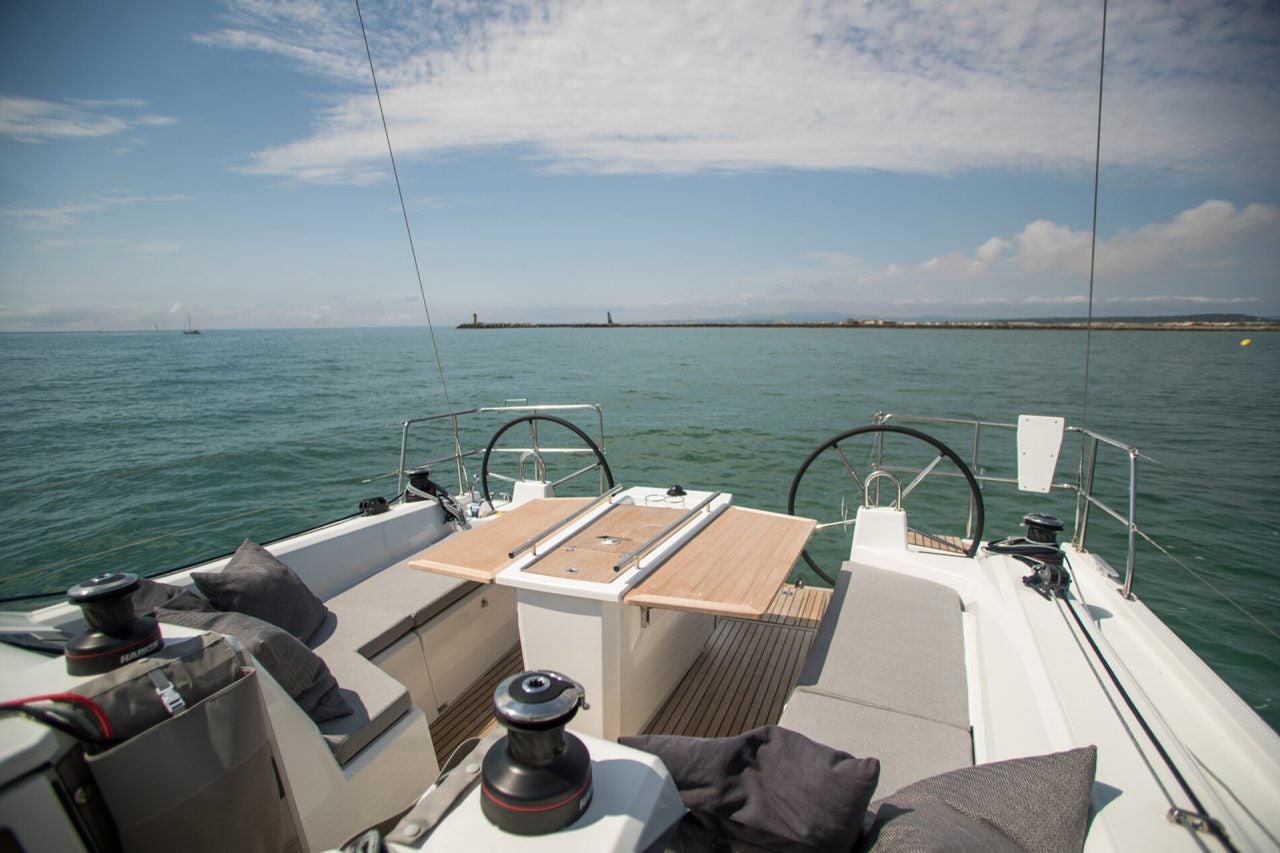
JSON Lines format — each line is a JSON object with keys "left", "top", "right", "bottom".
{"left": 1, "top": 326, "right": 1276, "bottom": 728}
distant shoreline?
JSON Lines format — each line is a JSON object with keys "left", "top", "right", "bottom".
{"left": 458, "top": 320, "right": 1280, "bottom": 332}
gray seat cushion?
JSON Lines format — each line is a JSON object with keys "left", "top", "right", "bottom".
{"left": 318, "top": 651, "right": 413, "bottom": 765}
{"left": 799, "top": 564, "right": 969, "bottom": 730}
{"left": 328, "top": 563, "right": 475, "bottom": 628}
{"left": 308, "top": 564, "right": 472, "bottom": 763}
{"left": 858, "top": 746, "right": 1097, "bottom": 852}
{"left": 317, "top": 565, "right": 475, "bottom": 659}
{"left": 780, "top": 689, "right": 972, "bottom": 795}
{"left": 308, "top": 607, "right": 413, "bottom": 662}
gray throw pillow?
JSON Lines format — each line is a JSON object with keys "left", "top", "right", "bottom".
{"left": 192, "top": 539, "right": 328, "bottom": 643}
{"left": 858, "top": 746, "right": 1097, "bottom": 853}
{"left": 132, "top": 579, "right": 215, "bottom": 615}
{"left": 621, "top": 725, "right": 880, "bottom": 851}
{"left": 155, "top": 607, "right": 352, "bottom": 723}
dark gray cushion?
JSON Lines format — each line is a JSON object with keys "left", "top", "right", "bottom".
{"left": 155, "top": 608, "right": 352, "bottom": 724}
{"left": 131, "top": 579, "right": 215, "bottom": 615}
{"left": 621, "top": 725, "right": 880, "bottom": 852}
{"left": 858, "top": 746, "right": 1097, "bottom": 853}
{"left": 192, "top": 539, "right": 328, "bottom": 643}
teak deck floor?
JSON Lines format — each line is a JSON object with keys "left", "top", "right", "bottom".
{"left": 428, "top": 644, "right": 522, "bottom": 764}
{"left": 907, "top": 528, "right": 968, "bottom": 554}
{"left": 427, "top": 583, "right": 832, "bottom": 765}
{"left": 644, "top": 584, "right": 830, "bottom": 738}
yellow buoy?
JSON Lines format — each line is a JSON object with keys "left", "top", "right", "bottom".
{"left": 1241, "top": 338, "right": 1253, "bottom": 347}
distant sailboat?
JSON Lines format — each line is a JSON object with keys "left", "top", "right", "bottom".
{"left": 183, "top": 314, "right": 200, "bottom": 335}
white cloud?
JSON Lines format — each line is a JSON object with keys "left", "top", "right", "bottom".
{"left": 1015, "top": 200, "right": 1279, "bottom": 275}
{"left": 200, "top": 0, "right": 1280, "bottom": 183}
{"left": 0, "top": 96, "right": 178, "bottom": 143}
{"left": 889, "top": 200, "right": 1279, "bottom": 282}
{"left": 975, "top": 237, "right": 1011, "bottom": 267}
{"left": 1015, "top": 219, "right": 1093, "bottom": 275}
{"left": 1106, "top": 294, "right": 1259, "bottom": 305}
{"left": 2, "top": 192, "right": 192, "bottom": 230}
{"left": 747, "top": 199, "right": 1277, "bottom": 313}
{"left": 916, "top": 236, "right": 1012, "bottom": 277}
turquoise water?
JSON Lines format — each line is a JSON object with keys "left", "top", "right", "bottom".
{"left": 1, "top": 326, "right": 1277, "bottom": 728}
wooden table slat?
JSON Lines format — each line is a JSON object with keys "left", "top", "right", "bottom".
{"left": 624, "top": 507, "right": 816, "bottom": 618}
{"left": 525, "top": 504, "right": 685, "bottom": 584}
{"left": 408, "top": 497, "right": 593, "bottom": 582}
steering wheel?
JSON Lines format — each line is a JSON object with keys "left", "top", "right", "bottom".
{"left": 787, "top": 424, "right": 985, "bottom": 583}
{"left": 480, "top": 414, "right": 615, "bottom": 508}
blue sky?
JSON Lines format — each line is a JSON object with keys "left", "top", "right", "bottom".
{"left": 1, "top": 0, "right": 1277, "bottom": 330}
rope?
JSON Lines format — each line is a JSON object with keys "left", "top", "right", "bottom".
{"left": 1060, "top": 595, "right": 1239, "bottom": 852}
{"left": 354, "top": 0, "right": 461, "bottom": 464}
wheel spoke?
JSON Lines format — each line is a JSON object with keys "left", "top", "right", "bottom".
{"left": 900, "top": 452, "right": 945, "bottom": 500}
{"left": 831, "top": 443, "right": 865, "bottom": 494}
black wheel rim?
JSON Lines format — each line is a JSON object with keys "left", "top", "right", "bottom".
{"left": 787, "top": 423, "right": 985, "bottom": 583}
{"left": 480, "top": 414, "right": 615, "bottom": 509}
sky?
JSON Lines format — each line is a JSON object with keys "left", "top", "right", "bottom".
{"left": 1, "top": 0, "right": 1277, "bottom": 330}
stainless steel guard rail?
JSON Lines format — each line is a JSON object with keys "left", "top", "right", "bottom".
{"left": 395, "top": 403, "right": 607, "bottom": 500}
{"left": 874, "top": 412, "right": 1143, "bottom": 598}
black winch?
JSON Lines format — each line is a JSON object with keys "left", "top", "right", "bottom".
{"left": 984, "top": 512, "right": 1066, "bottom": 565}
{"left": 1022, "top": 512, "right": 1065, "bottom": 544}
{"left": 481, "top": 670, "right": 592, "bottom": 835}
{"left": 985, "top": 513, "right": 1074, "bottom": 599}
{"left": 403, "top": 465, "right": 468, "bottom": 527}
{"left": 64, "top": 572, "right": 163, "bottom": 676}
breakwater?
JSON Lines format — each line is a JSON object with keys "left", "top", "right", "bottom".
{"left": 458, "top": 319, "right": 1280, "bottom": 331}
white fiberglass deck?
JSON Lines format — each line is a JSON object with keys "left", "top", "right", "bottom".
{"left": 845, "top": 504, "right": 1280, "bottom": 853}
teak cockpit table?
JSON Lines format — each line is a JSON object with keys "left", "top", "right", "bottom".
{"left": 406, "top": 488, "right": 815, "bottom": 739}
{"left": 408, "top": 497, "right": 592, "bottom": 582}
{"left": 623, "top": 506, "right": 815, "bottom": 618}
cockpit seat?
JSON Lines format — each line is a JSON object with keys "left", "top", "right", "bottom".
{"left": 780, "top": 564, "right": 973, "bottom": 793}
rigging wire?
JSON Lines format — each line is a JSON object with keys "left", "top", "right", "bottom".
{"left": 1076, "top": 0, "right": 1108, "bottom": 528}
{"left": 353, "top": 0, "right": 463, "bottom": 461}
{"left": 1132, "top": 527, "right": 1280, "bottom": 643}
